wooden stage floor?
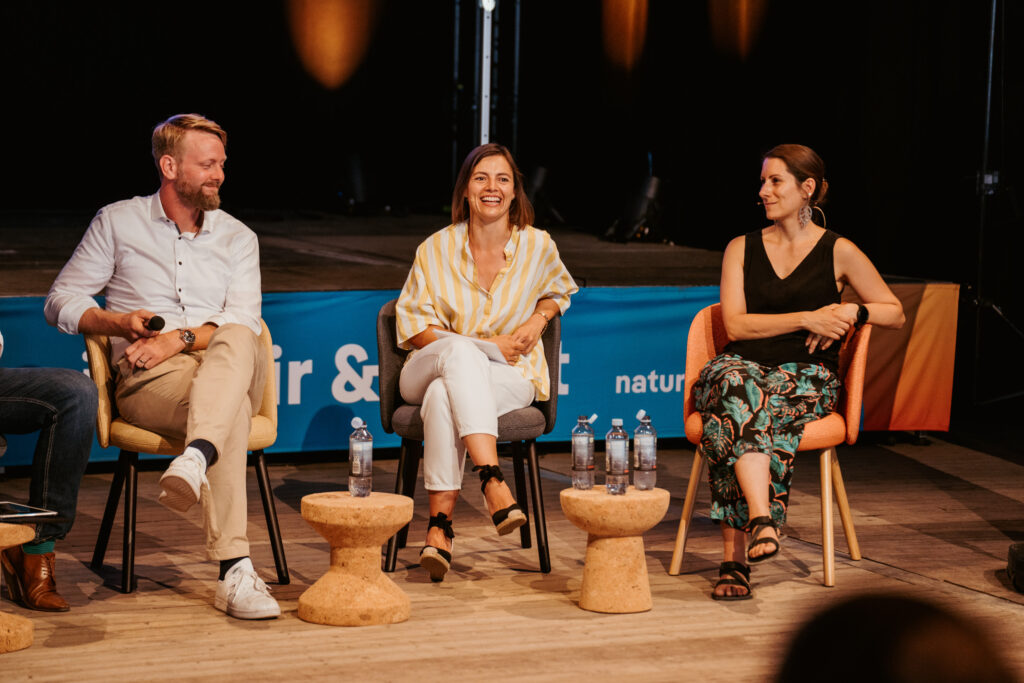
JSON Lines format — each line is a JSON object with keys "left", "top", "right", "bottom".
{"left": 1, "top": 438, "right": 1023, "bottom": 682}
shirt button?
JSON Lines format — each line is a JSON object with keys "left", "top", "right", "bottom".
{"left": 178, "top": 288, "right": 182, "bottom": 292}
{"left": 178, "top": 261, "right": 182, "bottom": 265}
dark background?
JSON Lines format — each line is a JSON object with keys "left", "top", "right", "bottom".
{"left": 1, "top": 0, "right": 1022, "bottom": 417}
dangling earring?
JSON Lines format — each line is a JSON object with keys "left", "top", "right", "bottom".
{"left": 812, "top": 205, "right": 827, "bottom": 229}
{"left": 799, "top": 196, "right": 812, "bottom": 227}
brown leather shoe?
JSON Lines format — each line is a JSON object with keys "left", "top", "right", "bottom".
{"left": 1, "top": 545, "right": 70, "bottom": 612}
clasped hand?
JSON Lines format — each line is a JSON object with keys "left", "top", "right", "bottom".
{"left": 490, "top": 334, "right": 529, "bottom": 365}
{"left": 507, "top": 313, "right": 548, "bottom": 360}
{"left": 805, "top": 303, "right": 858, "bottom": 354}
{"left": 121, "top": 309, "right": 181, "bottom": 372}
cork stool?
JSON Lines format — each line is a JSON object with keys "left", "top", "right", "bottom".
{"left": 560, "top": 487, "right": 670, "bottom": 613}
{"left": 0, "top": 523, "right": 35, "bottom": 653}
{"left": 299, "top": 492, "right": 414, "bottom": 626}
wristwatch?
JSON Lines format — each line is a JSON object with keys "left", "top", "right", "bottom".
{"left": 855, "top": 304, "right": 869, "bottom": 328}
{"left": 179, "top": 328, "right": 196, "bottom": 351}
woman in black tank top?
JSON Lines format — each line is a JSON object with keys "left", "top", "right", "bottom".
{"left": 696, "top": 145, "right": 905, "bottom": 601}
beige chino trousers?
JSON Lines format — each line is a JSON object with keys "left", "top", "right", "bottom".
{"left": 114, "top": 324, "right": 267, "bottom": 560}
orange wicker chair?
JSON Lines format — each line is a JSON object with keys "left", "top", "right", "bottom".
{"left": 668, "top": 303, "right": 871, "bottom": 586}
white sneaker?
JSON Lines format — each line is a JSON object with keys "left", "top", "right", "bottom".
{"left": 215, "top": 558, "right": 280, "bottom": 620}
{"left": 158, "top": 449, "right": 208, "bottom": 513}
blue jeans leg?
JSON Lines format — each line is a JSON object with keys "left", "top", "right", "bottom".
{"left": 0, "top": 367, "right": 97, "bottom": 543}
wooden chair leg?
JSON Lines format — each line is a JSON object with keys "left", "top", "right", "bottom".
{"left": 384, "top": 439, "right": 419, "bottom": 573}
{"left": 121, "top": 451, "right": 139, "bottom": 594}
{"left": 831, "top": 452, "right": 861, "bottom": 561}
{"left": 511, "top": 442, "right": 532, "bottom": 549}
{"left": 525, "top": 440, "right": 551, "bottom": 573}
{"left": 254, "top": 450, "right": 290, "bottom": 585}
{"left": 669, "top": 450, "right": 705, "bottom": 576}
{"left": 820, "top": 447, "right": 836, "bottom": 587}
{"left": 91, "top": 450, "right": 130, "bottom": 572}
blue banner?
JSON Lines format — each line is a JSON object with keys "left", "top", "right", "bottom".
{"left": 0, "top": 286, "right": 719, "bottom": 465}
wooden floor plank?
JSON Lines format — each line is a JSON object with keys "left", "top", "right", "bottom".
{"left": 1, "top": 439, "right": 1023, "bottom": 681}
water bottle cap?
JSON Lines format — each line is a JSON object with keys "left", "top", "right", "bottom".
{"left": 351, "top": 417, "right": 364, "bottom": 429}
{"left": 611, "top": 418, "right": 622, "bottom": 426}
{"left": 588, "top": 413, "right": 598, "bottom": 424}
{"left": 636, "top": 409, "right": 647, "bottom": 420}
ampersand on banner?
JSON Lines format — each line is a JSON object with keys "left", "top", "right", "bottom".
{"left": 332, "top": 343, "right": 379, "bottom": 403}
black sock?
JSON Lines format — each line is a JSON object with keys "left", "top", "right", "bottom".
{"left": 219, "top": 556, "right": 247, "bottom": 580}
{"left": 188, "top": 439, "right": 218, "bottom": 467}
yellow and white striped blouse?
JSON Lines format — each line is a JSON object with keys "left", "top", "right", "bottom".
{"left": 396, "top": 223, "right": 578, "bottom": 401}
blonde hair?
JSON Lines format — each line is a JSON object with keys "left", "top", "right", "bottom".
{"left": 151, "top": 113, "right": 227, "bottom": 167}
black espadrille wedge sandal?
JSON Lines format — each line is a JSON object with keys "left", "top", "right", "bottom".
{"left": 472, "top": 464, "right": 527, "bottom": 536}
{"left": 420, "top": 512, "right": 455, "bottom": 582}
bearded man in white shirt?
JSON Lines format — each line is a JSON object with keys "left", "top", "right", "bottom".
{"left": 44, "top": 113, "right": 279, "bottom": 620}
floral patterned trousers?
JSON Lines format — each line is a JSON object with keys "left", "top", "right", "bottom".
{"left": 694, "top": 353, "right": 840, "bottom": 530}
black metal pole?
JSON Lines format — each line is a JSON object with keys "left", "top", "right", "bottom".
{"left": 452, "top": 0, "right": 462, "bottom": 184}
{"left": 511, "top": 0, "right": 521, "bottom": 155}
{"left": 972, "top": 0, "right": 998, "bottom": 405}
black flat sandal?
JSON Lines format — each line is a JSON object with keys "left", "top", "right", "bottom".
{"left": 746, "top": 515, "right": 781, "bottom": 564}
{"left": 711, "top": 561, "right": 752, "bottom": 601}
{"left": 472, "top": 464, "right": 527, "bottom": 536}
{"left": 419, "top": 512, "right": 455, "bottom": 582}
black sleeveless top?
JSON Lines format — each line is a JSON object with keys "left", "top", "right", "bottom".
{"left": 724, "top": 229, "right": 842, "bottom": 373}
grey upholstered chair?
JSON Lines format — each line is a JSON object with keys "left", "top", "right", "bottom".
{"left": 376, "top": 299, "right": 559, "bottom": 574}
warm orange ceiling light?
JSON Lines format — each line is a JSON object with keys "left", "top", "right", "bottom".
{"left": 603, "top": 0, "right": 648, "bottom": 72}
{"left": 288, "top": 0, "right": 378, "bottom": 89}
{"left": 709, "top": 0, "right": 767, "bottom": 61}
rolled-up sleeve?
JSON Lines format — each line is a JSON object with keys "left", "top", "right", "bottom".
{"left": 204, "top": 229, "right": 262, "bottom": 335}
{"left": 395, "top": 244, "right": 442, "bottom": 349}
{"left": 537, "top": 232, "right": 578, "bottom": 314}
{"left": 44, "top": 211, "right": 116, "bottom": 335}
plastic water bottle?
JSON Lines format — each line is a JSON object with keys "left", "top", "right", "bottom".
{"left": 605, "top": 419, "right": 629, "bottom": 495}
{"left": 348, "top": 417, "right": 372, "bottom": 497}
{"left": 633, "top": 409, "right": 657, "bottom": 491}
{"left": 571, "top": 414, "right": 597, "bottom": 490}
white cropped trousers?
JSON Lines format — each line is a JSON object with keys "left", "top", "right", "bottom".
{"left": 399, "top": 336, "right": 535, "bottom": 491}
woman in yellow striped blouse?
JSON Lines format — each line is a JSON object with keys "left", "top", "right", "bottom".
{"left": 395, "top": 143, "right": 578, "bottom": 582}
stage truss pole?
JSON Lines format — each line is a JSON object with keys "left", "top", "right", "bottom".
{"left": 478, "top": 0, "right": 495, "bottom": 144}
{"left": 972, "top": 0, "right": 1024, "bottom": 406}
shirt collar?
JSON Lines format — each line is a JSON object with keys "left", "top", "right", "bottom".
{"left": 149, "top": 192, "right": 215, "bottom": 235}
{"left": 456, "top": 221, "right": 519, "bottom": 258}
{"left": 503, "top": 226, "right": 519, "bottom": 259}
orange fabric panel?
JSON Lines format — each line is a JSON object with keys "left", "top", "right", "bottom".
{"left": 889, "top": 284, "right": 958, "bottom": 431}
{"left": 858, "top": 284, "right": 923, "bottom": 431}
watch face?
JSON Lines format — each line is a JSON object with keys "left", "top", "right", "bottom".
{"left": 181, "top": 329, "right": 196, "bottom": 344}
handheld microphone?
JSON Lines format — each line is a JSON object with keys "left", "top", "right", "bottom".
{"left": 146, "top": 316, "right": 166, "bottom": 332}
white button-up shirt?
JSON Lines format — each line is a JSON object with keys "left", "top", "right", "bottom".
{"left": 45, "top": 193, "right": 261, "bottom": 362}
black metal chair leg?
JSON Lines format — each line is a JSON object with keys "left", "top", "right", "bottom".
{"left": 121, "top": 451, "right": 139, "bottom": 593}
{"left": 526, "top": 440, "right": 551, "bottom": 573}
{"left": 396, "top": 440, "right": 420, "bottom": 550}
{"left": 511, "top": 442, "right": 532, "bottom": 549}
{"left": 254, "top": 450, "right": 290, "bottom": 585}
{"left": 91, "top": 450, "right": 130, "bottom": 572}
{"left": 385, "top": 440, "right": 418, "bottom": 572}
